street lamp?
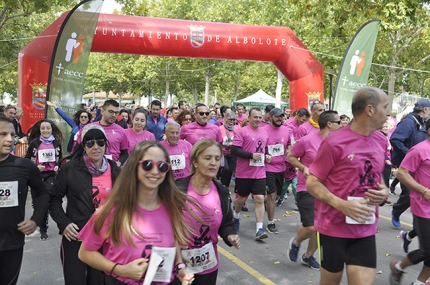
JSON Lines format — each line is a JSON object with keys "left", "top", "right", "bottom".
{"left": 142, "top": 80, "right": 158, "bottom": 106}
{"left": 325, "top": 69, "right": 336, "bottom": 110}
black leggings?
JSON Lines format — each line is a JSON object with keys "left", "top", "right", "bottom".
{"left": 60, "top": 237, "right": 103, "bottom": 285}
{"left": 407, "top": 215, "right": 430, "bottom": 267}
{"left": 170, "top": 270, "right": 218, "bottom": 285}
{"left": 0, "top": 247, "right": 23, "bottom": 285}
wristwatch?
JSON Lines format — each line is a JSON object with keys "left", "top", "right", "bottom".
{"left": 174, "top": 262, "right": 187, "bottom": 276}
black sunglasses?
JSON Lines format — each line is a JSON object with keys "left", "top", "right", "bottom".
{"left": 139, "top": 160, "right": 170, "bottom": 173}
{"left": 331, "top": 120, "right": 341, "bottom": 125}
{"left": 198, "top": 112, "right": 210, "bottom": 116}
{"left": 84, "top": 139, "right": 106, "bottom": 148}
{"left": 80, "top": 115, "right": 88, "bottom": 119}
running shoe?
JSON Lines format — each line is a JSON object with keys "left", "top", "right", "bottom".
{"left": 400, "top": 230, "right": 411, "bottom": 253}
{"left": 255, "top": 228, "right": 268, "bottom": 240}
{"left": 301, "top": 254, "right": 320, "bottom": 270}
{"left": 288, "top": 237, "right": 300, "bottom": 262}
{"left": 40, "top": 232, "right": 49, "bottom": 241}
{"left": 389, "top": 260, "right": 404, "bottom": 285}
{"left": 276, "top": 198, "right": 283, "bottom": 207}
{"left": 241, "top": 203, "right": 249, "bottom": 212}
{"left": 233, "top": 218, "right": 240, "bottom": 231}
{"left": 266, "top": 223, "right": 278, "bottom": 234}
{"left": 392, "top": 210, "right": 401, "bottom": 228}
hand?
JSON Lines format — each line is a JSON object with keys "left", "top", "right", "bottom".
{"left": 46, "top": 101, "right": 57, "bottom": 108}
{"left": 63, "top": 223, "right": 80, "bottom": 242}
{"left": 177, "top": 269, "right": 194, "bottom": 285}
{"left": 117, "top": 258, "right": 148, "bottom": 280}
{"left": 19, "top": 137, "right": 28, "bottom": 144}
{"left": 97, "top": 101, "right": 104, "bottom": 108}
{"left": 18, "top": 220, "right": 37, "bottom": 235}
{"left": 252, "top": 153, "right": 262, "bottom": 161}
{"left": 116, "top": 161, "right": 122, "bottom": 167}
{"left": 339, "top": 199, "right": 375, "bottom": 224}
{"left": 364, "top": 183, "right": 389, "bottom": 205}
{"left": 54, "top": 166, "right": 59, "bottom": 173}
{"left": 303, "top": 166, "right": 310, "bottom": 178}
{"left": 228, "top": 234, "right": 240, "bottom": 249}
{"left": 37, "top": 165, "right": 45, "bottom": 172}
{"left": 385, "top": 160, "right": 392, "bottom": 165}
{"left": 265, "top": 154, "right": 272, "bottom": 163}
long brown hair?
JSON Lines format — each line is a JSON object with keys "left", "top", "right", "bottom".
{"left": 94, "top": 140, "right": 203, "bottom": 247}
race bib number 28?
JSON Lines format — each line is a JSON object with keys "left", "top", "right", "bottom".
{"left": 0, "top": 181, "right": 18, "bottom": 208}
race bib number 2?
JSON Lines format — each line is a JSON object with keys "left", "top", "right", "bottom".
{"left": 0, "top": 181, "right": 18, "bottom": 208}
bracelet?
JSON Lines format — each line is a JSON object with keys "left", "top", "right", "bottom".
{"left": 421, "top": 188, "right": 428, "bottom": 201}
{"left": 174, "top": 262, "right": 186, "bottom": 276}
{"left": 110, "top": 263, "right": 120, "bottom": 275}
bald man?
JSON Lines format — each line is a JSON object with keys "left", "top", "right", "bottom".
{"left": 306, "top": 87, "right": 390, "bottom": 285}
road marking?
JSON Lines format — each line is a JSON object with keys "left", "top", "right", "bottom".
{"left": 379, "top": 214, "right": 413, "bottom": 227}
{"left": 218, "top": 245, "right": 277, "bottom": 285}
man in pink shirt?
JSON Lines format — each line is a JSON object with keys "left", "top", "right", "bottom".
{"left": 231, "top": 108, "right": 272, "bottom": 240}
{"left": 296, "top": 103, "right": 324, "bottom": 140}
{"left": 160, "top": 122, "right": 192, "bottom": 180}
{"left": 287, "top": 111, "right": 340, "bottom": 271}
{"left": 306, "top": 87, "right": 390, "bottom": 285}
{"left": 180, "top": 104, "right": 222, "bottom": 145}
{"left": 75, "top": 100, "right": 128, "bottom": 167}
{"left": 262, "top": 108, "right": 291, "bottom": 234}
{"left": 236, "top": 103, "right": 247, "bottom": 125}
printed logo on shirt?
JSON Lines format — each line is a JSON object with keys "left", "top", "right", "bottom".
{"left": 193, "top": 225, "right": 212, "bottom": 247}
{"left": 348, "top": 152, "right": 355, "bottom": 161}
{"left": 350, "top": 159, "right": 377, "bottom": 196}
{"left": 112, "top": 130, "right": 116, "bottom": 135}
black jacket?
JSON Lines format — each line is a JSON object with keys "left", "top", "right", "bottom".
{"left": 175, "top": 175, "right": 236, "bottom": 247}
{"left": 49, "top": 157, "right": 120, "bottom": 234}
{"left": 25, "top": 139, "right": 62, "bottom": 168}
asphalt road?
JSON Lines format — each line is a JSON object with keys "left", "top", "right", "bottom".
{"left": 18, "top": 184, "right": 422, "bottom": 285}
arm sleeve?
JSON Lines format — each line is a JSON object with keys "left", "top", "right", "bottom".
{"left": 390, "top": 120, "right": 414, "bottom": 155}
{"left": 55, "top": 107, "right": 75, "bottom": 128}
{"left": 24, "top": 141, "right": 36, "bottom": 160}
{"left": 28, "top": 163, "right": 50, "bottom": 226}
{"left": 49, "top": 165, "right": 73, "bottom": 233}
{"left": 218, "top": 198, "right": 236, "bottom": 247}
{"left": 231, "top": 145, "right": 253, "bottom": 159}
{"left": 118, "top": 149, "right": 129, "bottom": 164}
{"left": 95, "top": 108, "right": 101, "bottom": 119}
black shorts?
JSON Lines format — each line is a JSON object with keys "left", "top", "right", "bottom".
{"left": 235, "top": 178, "right": 266, "bottom": 197}
{"left": 297, "top": 192, "right": 315, "bottom": 227}
{"left": 266, "top": 172, "right": 284, "bottom": 195}
{"left": 319, "top": 233, "right": 376, "bottom": 272}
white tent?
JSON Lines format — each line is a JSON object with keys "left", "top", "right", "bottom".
{"left": 233, "top": 89, "right": 288, "bottom": 109}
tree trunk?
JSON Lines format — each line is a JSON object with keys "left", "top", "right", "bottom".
{"left": 193, "top": 86, "right": 198, "bottom": 106}
{"left": 164, "top": 63, "right": 170, "bottom": 106}
{"left": 205, "top": 72, "right": 210, "bottom": 106}
{"left": 233, "top": 81, "right": 239, "bottom": 102}
{"left": 387, "top": 70, "right": 396, "bottom": 112}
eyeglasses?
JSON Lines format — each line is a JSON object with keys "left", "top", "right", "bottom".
{"left": 198, "top": 112, "right": 210, "bottom": 116}
{"left": 139, "top": 160, "right": 170, "bottom": 173}
{"left": 80, "top": 115, "right": 88, "bottom": 119}
{"left": 84, "top": 139, "right": 106, "bottom": 148}
{"left": 331, "top": 120, "right": 341, "bottom": 125}
{"left": 105, "top": 109, "right": 119, "bottom": 115}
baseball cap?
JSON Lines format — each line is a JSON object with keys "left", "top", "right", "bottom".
{"left": 415, "top": 99, "right": 430, "bottom": 108}
{"left": 269, "top": 108, "right": 285, "bottom": 117}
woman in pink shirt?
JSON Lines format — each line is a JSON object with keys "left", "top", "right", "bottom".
{"left": 389, "top": 120, "right": 430, "bottom": 285}
{"left": 125, "top": 109, "right": 155, "bottom": 154}
{"left": 174, "top": 139, "right": 240, "bottom": 285}
{"left": 77, "top": 141, "right": 197, "bottom": 285}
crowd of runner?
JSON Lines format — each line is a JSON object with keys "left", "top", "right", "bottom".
{"left": 1, "top": 86, "right": 430, "bottom": 285}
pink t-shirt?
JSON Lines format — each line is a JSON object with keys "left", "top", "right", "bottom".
{"left": 285, "top": 118, "right": 301, "bottom": 144}
{"left": 290, "top": 131, "right": 323, "bottom": 193}
{"left": 36, "top": 142, "right": 56, "bottom": 171}
{"left": 309, "top": 126, "right": 387, "bottom": 238}
{"left": 125, "top": 128, "right": 156, "bottom": 154}
{"left": 399, "top": 140, "right": 430, "bottom": 219}
{"left": 76, "top": 122, "right": 129, "bottom": 162}
{"left": 180, "top": 122, "right": 222, "bottom": 145}
{"left": 232, "top": 126, "right": 268, "bottom": 179}
{"left": 183, "top": 179, "right": 223, "bottom": 274}
{"left": 91, "top": 164, "right": 112, "bottom": 209}
{"left": 296, "top": 121, "right": 319, "bottom": 140}
{"left": 262, "top": 124, "right": 290, "bottom": 173}
{"left": 236, "top": 114, "right": 248, "bottom": 125}
{"left": 160, "top": 140, "right": 192, "bottom": 180}
{"left": 78, "top": 203, "right": 174, "bottom": 285}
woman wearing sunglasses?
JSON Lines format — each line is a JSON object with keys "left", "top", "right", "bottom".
{"left": 174, "top": 139, "right": 240, "bottom": 285}
{"left": 77, "top": 140, "right": 199, "bottom": 285}
{"left": 46, "top": 100, "right": 92, "bottom": 154}
{"left": 125, "top": 108, "right": 155, "bottom": 154}
{"left": 49, "top": 124, "right": 121, "bottom": 285}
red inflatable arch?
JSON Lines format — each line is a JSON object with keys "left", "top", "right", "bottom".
{"left": 18, "top": 12, "right": 324, "bottom": 131}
